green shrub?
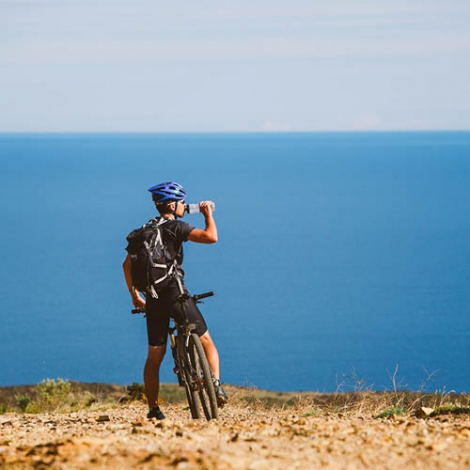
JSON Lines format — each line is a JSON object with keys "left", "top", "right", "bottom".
{"left": 375, "top": 406, "right": 406, "bottom": 419}
{"left": 127, "top": 383, "right": 146, "bottom": 402}
{"left": 431, "top": 404, "right": 470, "bottom": 417}
{"left": 35, "top": 378, "right": 72, "bottom": 412}
{"left": 84, "top": 391, "right": 97, "bottom": 407}
{"left": 16, "top": 395, "right": 32, "bottom": 412}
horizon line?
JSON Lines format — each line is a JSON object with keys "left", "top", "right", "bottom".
{"left": 1, "top": 129, "right": 470, "bottom": 136}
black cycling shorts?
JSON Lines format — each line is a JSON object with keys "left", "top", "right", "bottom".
{"left": 145, "top": 284, "right": 208, "bottom": 346}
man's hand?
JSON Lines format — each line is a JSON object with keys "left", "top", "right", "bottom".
{"left": 199, "top": 200, "right": 215, "bottom": 218}
{"left": 130, "top": 289, "right": 146, "bottom": 309}
{"left": 188, "top": 201, "right": 218, "bottom": 244}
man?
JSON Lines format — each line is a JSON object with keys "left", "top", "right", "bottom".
{"left": 123, "top": 181, "right": 228, "bottom": 420}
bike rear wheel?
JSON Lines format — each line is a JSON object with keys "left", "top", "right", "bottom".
{"left": 188, "top": 333, "right": 219, "bottom": 420}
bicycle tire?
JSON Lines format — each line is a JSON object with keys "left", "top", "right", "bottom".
{"left": 176, "top": 335, "right": 202, "bottom": 419}
{"left": 183, "top": 367, "right": 202, "bottom": 419}
{"left": 189, "top": 333, "right": 219, "bottom": 420}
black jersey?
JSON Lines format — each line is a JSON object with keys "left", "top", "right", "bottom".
{"left": 157, "top": 217, "right": 195, "bottom": 271}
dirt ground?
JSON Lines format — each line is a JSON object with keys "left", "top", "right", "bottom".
{"left": 2, "top": 398, "right": 470, "bottom": 470}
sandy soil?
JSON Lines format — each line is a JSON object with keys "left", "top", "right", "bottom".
{"left": 2, "top": 400, "right": 470, "bottom": 470}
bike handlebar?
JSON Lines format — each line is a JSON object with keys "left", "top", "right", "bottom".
{"left": 193, "top": 291, "right": 214, "bottom": 301}
{"left": 131, "top": 308, "right": 146, "bottom": 314}
{"left": 131, "top": 291, "right": 214, "bottom": 314}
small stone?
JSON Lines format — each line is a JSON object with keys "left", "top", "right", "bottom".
{"left": 415, "top": 407, "right": 435, "bottom": 418}
{"left": 96, "top": 415, "right": 110, "bottom": 422}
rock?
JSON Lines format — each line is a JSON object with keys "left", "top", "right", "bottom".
{"left": 415, "top": 407, "right": 435, "bottom": 418}
{"left": 95, "top": 415, "right": 110, "bottom": 422}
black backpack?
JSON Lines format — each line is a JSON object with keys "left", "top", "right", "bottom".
{"left": 125, "top": 218, "right": 177, "bottom": 298}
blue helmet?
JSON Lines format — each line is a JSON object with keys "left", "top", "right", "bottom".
{"left": 148, "top": 181, "right": 187, "bottom": 203}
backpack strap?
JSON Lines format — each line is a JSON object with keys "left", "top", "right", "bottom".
{"left": 146, "top": 217, "right": 175, "bottom": 299}
{"left": 144, "top": 216, "right": 167, "bottom": 228}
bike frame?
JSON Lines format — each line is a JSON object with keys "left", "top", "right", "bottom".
{"left": 169, "top": 286, "right": 218, "bottom": 420}
{"left": 131, "top": 275, "right": 218, "bottom": 420}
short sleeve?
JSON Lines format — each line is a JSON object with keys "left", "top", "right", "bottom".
{"left": 173, "top": 220, "right": 195, "bottom": 242}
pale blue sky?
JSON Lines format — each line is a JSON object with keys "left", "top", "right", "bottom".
{"left": 1, "top": 0, "right": 469, "bottom": 132}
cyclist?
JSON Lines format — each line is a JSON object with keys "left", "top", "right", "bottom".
{"left": 123, "top": 181, "right": 228, "bottom": 420}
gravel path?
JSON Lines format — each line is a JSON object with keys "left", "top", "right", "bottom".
{"left": 2, "top": 402, "right": 470, "bottom": 469}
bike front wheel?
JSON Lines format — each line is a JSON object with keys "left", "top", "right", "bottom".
{"left": 176, "top": 335, "right": 202, "bottom": 419}
{"left": 188, "top": 333, "right": 219, "bottom": 420}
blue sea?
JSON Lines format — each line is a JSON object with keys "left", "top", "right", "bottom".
{"left": 0, "top": 132, "right": 469, "bottom": 393}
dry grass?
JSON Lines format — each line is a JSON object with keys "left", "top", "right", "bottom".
{"left": 217, "top": 384, "right": 470, "bottom": 420}
{"left": 1, "top": 380, "right": 470, "bottom": 420}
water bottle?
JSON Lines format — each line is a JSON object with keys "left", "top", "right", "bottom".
{"left": 185, "top": 202, "right": 216, "bottom": 214}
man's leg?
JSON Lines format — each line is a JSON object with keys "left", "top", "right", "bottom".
{"left": 200, "top": 331, "right": 228, "bottom": 406}
{"left": 184, "top": 296, "right": 227, "bottom": 406}
{"left": 144, "top": 345, "right": 166, "bottom": 410}
{"left": 199, "top": 330, "right": 220, "bottom": 379}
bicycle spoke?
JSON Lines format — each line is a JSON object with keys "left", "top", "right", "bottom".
{"left": 188, "top": 334, "right": 219, "bottom": 420}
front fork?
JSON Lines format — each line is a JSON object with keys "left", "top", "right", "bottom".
{"left": 171, "top": 326, "right": 202, "bottom": 391}
{"left": 169, "top": 328, "right": 184, "bottom": 386}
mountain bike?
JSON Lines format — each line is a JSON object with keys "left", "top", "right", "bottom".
{"left": 132, "top": 279, "right": 219, "bottom": 420}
